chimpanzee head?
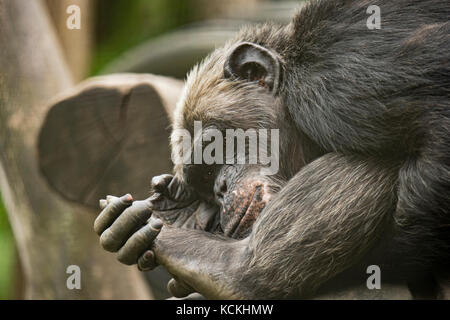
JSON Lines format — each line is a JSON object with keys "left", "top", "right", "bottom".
{"left": 170, "top": 37, "right": 306, "bottom": 238}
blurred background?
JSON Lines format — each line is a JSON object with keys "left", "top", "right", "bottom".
{"left": 0, "top": 0, "right": 302, "bottom": 299}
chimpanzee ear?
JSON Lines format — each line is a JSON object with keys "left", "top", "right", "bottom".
{"left": 224, "top": 42, "right": 281, "bottom": 93}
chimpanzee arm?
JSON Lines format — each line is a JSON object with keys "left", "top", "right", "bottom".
{"left": 151, "top": 153, "right": 400, "bottom": 299}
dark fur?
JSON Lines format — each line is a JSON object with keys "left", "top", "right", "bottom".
{"left": 152, "top": 0, "right": 450, "bottom": 299}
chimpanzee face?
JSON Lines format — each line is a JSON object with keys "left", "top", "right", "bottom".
{"left": 169, "top": 41, "right": 300, "bottom": 238}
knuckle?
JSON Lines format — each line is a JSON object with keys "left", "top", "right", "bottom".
{"left": 152, "top": 174, "right": 173, "bottom": 188}
{"left": 143, "top": 230, "right": 159, "bottom": 244}
{"left": 117, "top": 251, "right": 135, "bottom": 265}
{"left": 138, "top": 256, "right": 154, "bottom": 271}
{"left": 151, "top": 175, "right": 162, "bottom": 187}
{"left": 120, "top": 205, "right": 146, "bottom": 225}
{"left": 100, "top": 229, "right": 119, "bottom": 252}
{"left": 106, "top": 195, "right": 119, "bottom": 203}
{"left": 110, "top": 198, "right": 125, "bottom": 211}
{"left": 138, "top": 261, "right": 151, "bottom": 271}
{"left": 133, "top": 200, "right": 153, "bottom": 213}
{"left": 93, "top": 220, "right": 103, "bottom": 236}
{"left": 133, "top": 230, "right": 148, "bottom": 246}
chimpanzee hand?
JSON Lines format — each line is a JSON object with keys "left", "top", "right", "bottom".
{"left": 94, "top": 193, "right": 163, "bottom": 271}
{"left": 149, "top": 174, "right": 199, "bottom": 226}
{"left": 94, "top": 174, "right": 198, "bottom": 269}
{"left": 150, "top": 174, "right": 219, "bottom": 230}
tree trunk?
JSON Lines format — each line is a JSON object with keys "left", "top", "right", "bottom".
{"left": 45, "top": 0, "right": 95, "bottom": 82}
{"left": 0, "top": 0, "right": 151, "bottom": 299}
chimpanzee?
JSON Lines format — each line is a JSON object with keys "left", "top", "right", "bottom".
{"left": 94, "top": 0, "right": 449, "bottom": 299}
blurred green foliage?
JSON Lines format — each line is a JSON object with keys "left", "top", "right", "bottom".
{"left": 92, "top": 0, "right": 200, "bottom": 74}
{"left": 0, "top": 196, "right": 14, "bottom": 299}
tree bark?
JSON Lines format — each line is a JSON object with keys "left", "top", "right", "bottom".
{"left": 0, "top": 0, "right": 151, "bottom": 299}
{"left": 45, "top": 0, "right": 95, "bottom": 82}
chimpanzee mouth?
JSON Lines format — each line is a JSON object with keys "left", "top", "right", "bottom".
{"left": 223, "top": 183, "right": 272, "bottom": 239}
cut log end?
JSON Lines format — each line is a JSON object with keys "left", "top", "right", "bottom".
{"left": 38, "top": 74, "right": 181, "bottom": 209}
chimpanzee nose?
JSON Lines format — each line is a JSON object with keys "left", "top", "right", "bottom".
{"left": 214, "top": 178, "right": 228, "bottom": 203}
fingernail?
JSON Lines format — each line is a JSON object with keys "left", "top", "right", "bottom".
{"left": 144, "top": 250, "right": 154, "bottom": 261}
{"left": 148, "top": 193, "right": 162, "bottom": 202}
{"left": 121, "top": 193, "right": 133, "bottom": 203}
{"left": 150, "top": 218, "right": 163, "bottom": 229}
{"left": 99, "top": 199, "right": 107, "bottom": 208}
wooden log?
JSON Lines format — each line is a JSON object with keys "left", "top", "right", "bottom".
{"left": 39, "top": 74, "right": 183, "bottom": 208}
{"left": 0, "top": 0, "right": 151, "bottom": 299}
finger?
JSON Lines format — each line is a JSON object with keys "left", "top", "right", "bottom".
{"left": 137, "top": 250, "right": 157, "bottom": 271}
{"left": 151, "top": 174, "right": 173, "bottom": 193}
{"left": 116, "top": 218, "right": 163, "bottom": 265}
{"left": 99, "top": 199, "right": 108, "bottom": 210}
{"left": 167, "top": 176, "right": 195, "bottom": 202}
{"left": 100, "top": 199, "right": 153, "bottom": 252}
{"left": 94, "top": 194, "right": 133, "bottom": 235}
{"left": 168, "top": 278, "right": 195, "bottom": 298}
{"left": 106, "top": 195, "right": 116, "bottom": 204}
{"left": 167, "top": 177, "right": 183, "bottom": 200}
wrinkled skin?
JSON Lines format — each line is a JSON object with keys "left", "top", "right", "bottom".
{"left": 94, "top": 171, "right": 273, "bottom": 297}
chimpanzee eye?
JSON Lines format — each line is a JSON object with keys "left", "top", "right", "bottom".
{"left": 203, "top": 169, "right": 213, "bottom": 182}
